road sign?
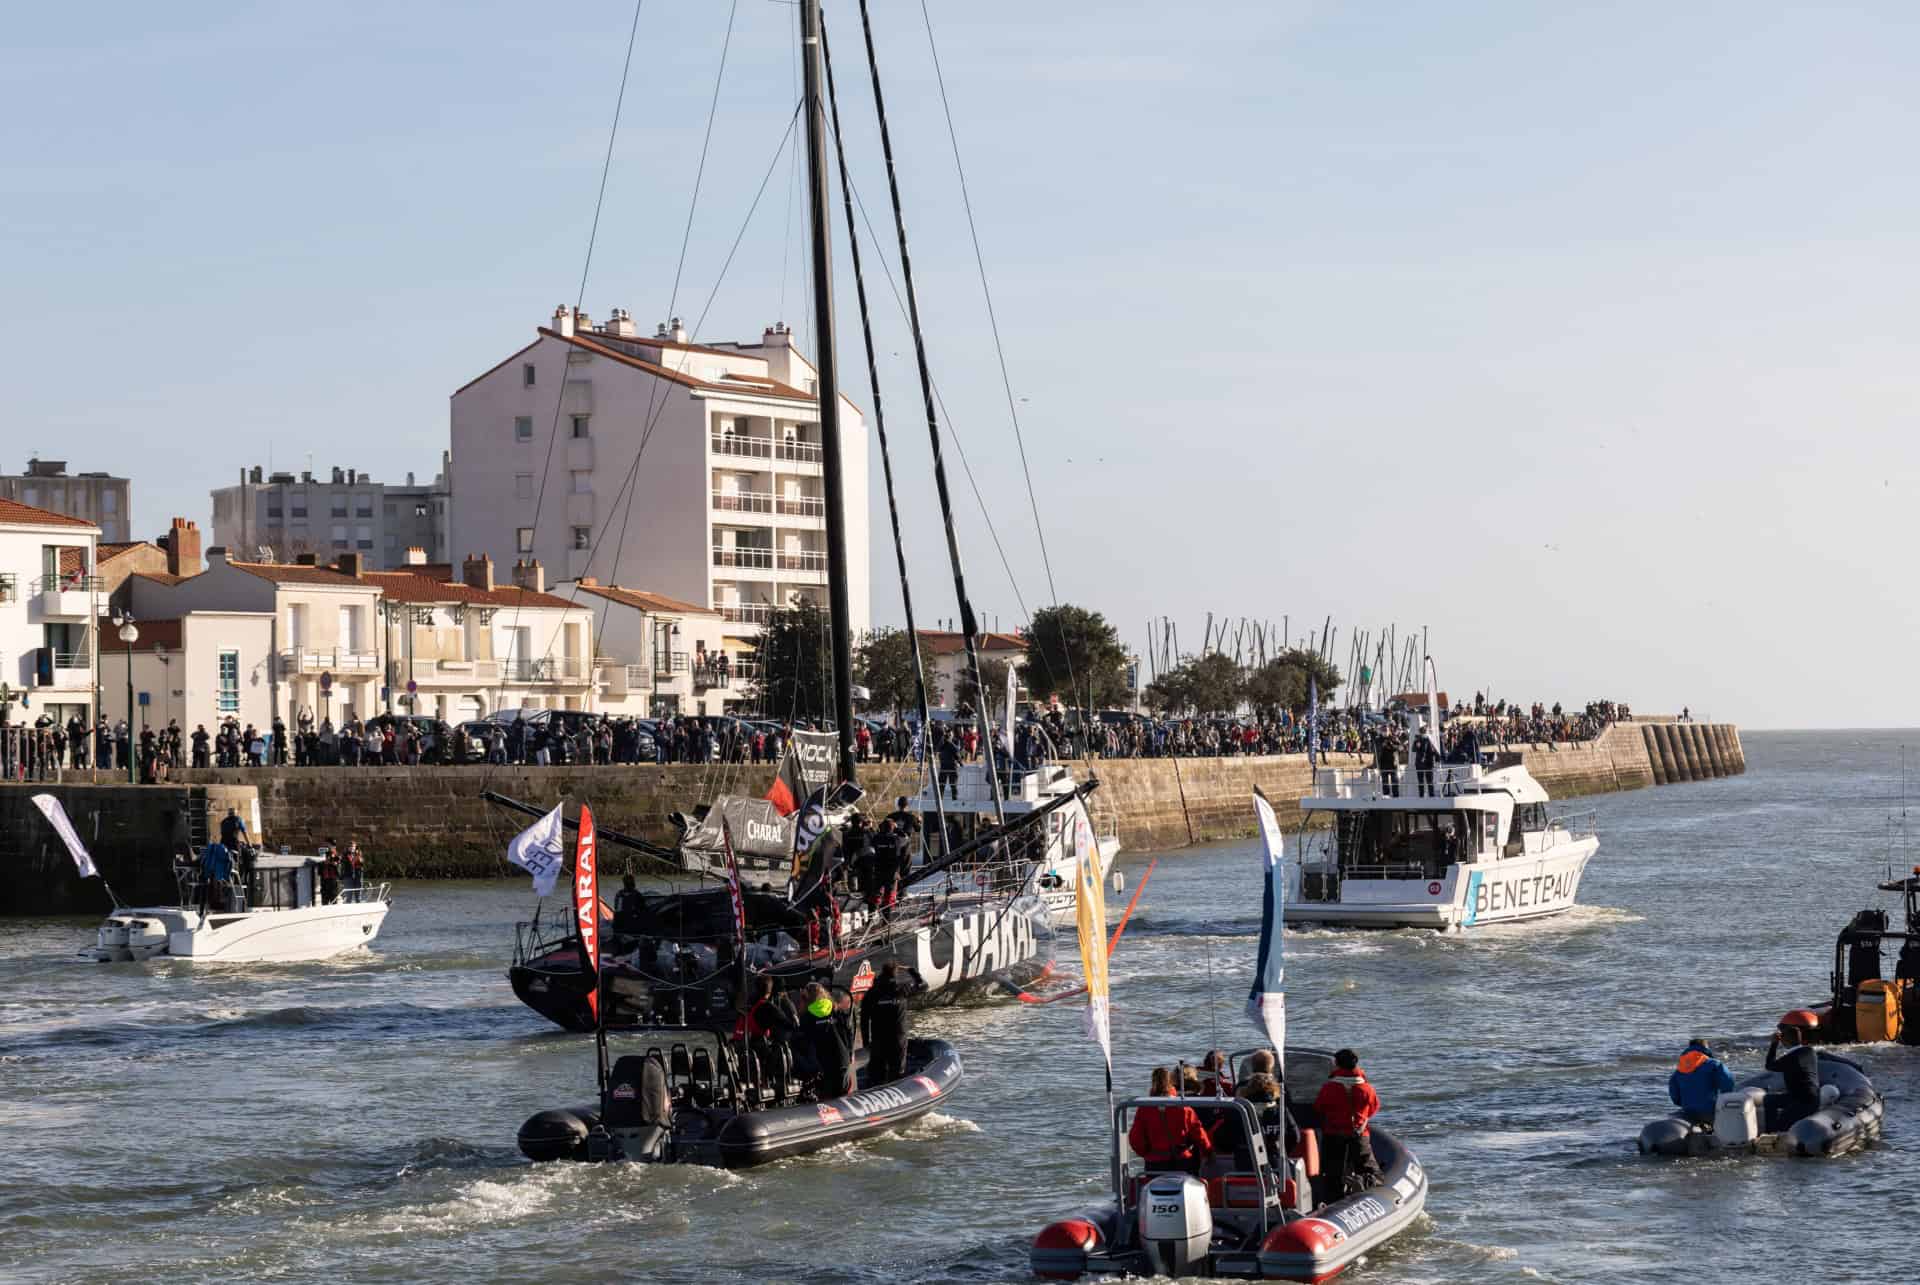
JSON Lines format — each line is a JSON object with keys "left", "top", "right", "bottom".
{"left": 319, "top": 671, "right": 333, "bottom": 691}
{"left": 406, "top": 679, "right": 417, "bottom": 694}
{"left": 137, "top": 692, "right": 150, "bottom": 707}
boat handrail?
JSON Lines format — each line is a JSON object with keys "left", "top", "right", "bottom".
{"left": 1308, "top": 762, "right": 1495, "bottom": 802}
{"left": 1334, "top": 862, "right": 1431, "bottom": 881}
{"left": 1544, "top": 810, "right": 1598, "bottom": 841}
{"left": 334, "top": 883, "right": 391, "bottom": 905}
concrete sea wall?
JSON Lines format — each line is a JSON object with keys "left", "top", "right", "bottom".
{"left": 124, "top": 721, "right": 1741, "bottom": 880}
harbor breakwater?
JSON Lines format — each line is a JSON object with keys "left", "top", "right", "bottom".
{"left": 118, "top": 719, "right": 1737, "bottom": 880}
{"left": 0, "top": 721, "right": 1742, "bottom": 902}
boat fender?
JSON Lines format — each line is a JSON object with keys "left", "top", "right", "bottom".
{"left": 518, "top": 1109, "right": 591, "bottom": 1163}
{"left": 1290, "top": 1126, "right": 1320, "bottom": 1178}
{"left": 1031, "top": 1218, "right": 1102, "bottom": 1281}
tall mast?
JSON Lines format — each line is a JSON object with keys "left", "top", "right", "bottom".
{"left": 801, "top": 0, "right": 857, "bottom": 784}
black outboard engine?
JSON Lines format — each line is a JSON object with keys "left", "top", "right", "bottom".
{"left": 604, "top": 1054, "right": 673, "bottom": 1162}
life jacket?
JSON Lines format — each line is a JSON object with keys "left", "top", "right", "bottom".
{"left": 1314, "top": 1070, "right": 1379, "bottom": 1137}
{"left": 1129, "top": 1104, "right": 1210, "bottom": 1164}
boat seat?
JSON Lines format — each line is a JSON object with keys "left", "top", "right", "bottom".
{"left": 670, "top": 1043, "right": 692, "bottom": 1078}
{"left": 689, "top": 1048, "right": 718, "bottom": 1108}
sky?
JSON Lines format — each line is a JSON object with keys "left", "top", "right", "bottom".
{"left": 6, "top": 1, "right": 1919, "bottom": 729}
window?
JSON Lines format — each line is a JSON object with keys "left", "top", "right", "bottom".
{"left": 571, "top": 525, "right": 591, "bottom": 551}
{"left": 291, "top": 503, "right": 307, "bottom": 518}
{"left": 217, "top": 650, "right": 240, "bottom": 713}
{"left": 570, "top": 470, "right": 591, "bottom": 494}
{"left": 102, "top": 491, "right": 118, "bottom": 514}
{"left": 514, "top": 416, "right": 533, "bottom": 441}
{"left": 331, "top": 524, "right": 347, "bottom": 542}
{"left": 570, "top": 414, "right": 590, "bottom": 439}
{"left": 514, "top": 473, "right": 533, "bottom": 499}
{"left": 330, "top": 499, "right": 348, "bottom": 517}
{"left": 354, "top": 493, "right": 373, "bottom": 517}
{"left": 516, "top": 527, "right": 534, "bottom": 554}
{"left": 523, "top": 363, "right": 536, "bottom": 387}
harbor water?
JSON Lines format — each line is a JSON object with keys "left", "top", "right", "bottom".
{"left": 3, "top": 730, "right": 1916, "bottom": 1284}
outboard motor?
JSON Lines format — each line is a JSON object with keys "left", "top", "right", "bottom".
{"left": 124, "top": 918, "right": 169, "bottom": 961}
{"left": 1136, "top": 1173, "right": 1212, "bottom": 1277}
{"left": 605, "top": 1054, "right": 672, "bottom": 1163}
{"left": 1713, "top": 1088, "right": 1764, "bottom": 1147}
{"left": 95, "top": 920, "right": 131, "bottom": 962}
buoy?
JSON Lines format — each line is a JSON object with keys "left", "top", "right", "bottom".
{"left": 1112, "top": 871, "right": 1124, "bottom": 893}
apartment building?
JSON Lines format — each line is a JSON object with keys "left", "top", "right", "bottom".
{"left": 448, "top": 308, "right": 870, "bottom": 659}
{"left": 0, "top": 459, "right": 130, "bottom": 543}
{"left": 0, "top": 498, "right": 101, "bottom": 726}
{"left": 210, "top": 459, "right": 452, "bottom": 569}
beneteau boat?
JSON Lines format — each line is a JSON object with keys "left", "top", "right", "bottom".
{"left": 1289, "top": 751, "right": 1598, "bottom": 930}
{"left": 85, "top": 852, "right": 390, "bottom": 963}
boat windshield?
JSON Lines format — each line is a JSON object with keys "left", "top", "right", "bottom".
{"left": 1335, "top": 811, "right": 1486, "bottom": 879}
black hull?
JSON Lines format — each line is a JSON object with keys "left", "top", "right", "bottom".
{"left": 520, "top": 1037, "right": 963, "bottom": 1168}
{"left": 510, "top": 901, "right": 1053, "bottom": 1033}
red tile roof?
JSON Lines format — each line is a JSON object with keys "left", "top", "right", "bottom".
{"left": 915, "top": 630, "right": 1028, "bottom": 656}
{"left": 98, "top": 542, "right": 150, "bottom": 562}
{"left": 228, "top": 560, "right": 372, "bottom": 587}
{"left": 131, "top": 570, "right": 187, "bottom": 586}
{"left": 571, "top": 581, "right": 715, "bottom": 615}
{"left": 0, "top": 497, "right": 97, "bottom": 530}
{"left": 363, "top": 570, "right": 579, "bottom": 610}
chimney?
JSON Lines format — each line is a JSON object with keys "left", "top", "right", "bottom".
{"left": 602, "top": 308, "right": 638, "bottom": 338}
{"left": 335, "top": 552, "right": 362, "bottom": 578}
{"left": 404, "top": 545, "right": 427, "bottom": 566}
{"left": 295, "top": 552, "right": 318, "bottom": 566}
{"left": 406, "top": 471, "right": 415, "bottom": 486}
{"left": 462, "top": 553, "right": 494, "bottom": 593}
{"left": 577, "top": 575, "right": 598, "bottom": 587}
{"left": 552, "top": 304, "right": 574, "bottom": 338}
{"left": 164, "top": 518, "right": 202, "bottom": 577}
{"left": 573, "top": 308, "right": 591, "bottom": 333}
{"left": 763, "top": 322, "right": 792, "bottom": 347}
{"left": 512, "top": 558, "right": 546, "bottom": 593}
{"left": 249, "top": 465, "right": 263, "bottom": 483}
{"left": 331, "top": 466, "right": 344, "bottom": 484}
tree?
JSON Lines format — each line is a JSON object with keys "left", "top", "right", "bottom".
{"left": 749, "top": 599, "right": 833, "bottom": 723}
{"left": 855, "top": 627, "right": 921, "bottom": 716}
{"left": 1142, "top": 653, "right": 1246, "bottom": 715}
{"left": 1245, "top": 648, "right": 1343, "bottom": 720}
{"left": 1019, "top": 605, "right": 1130, "bottom": 710}
{"left": 954, "top": 654, "right": 1012, "bottom": 717}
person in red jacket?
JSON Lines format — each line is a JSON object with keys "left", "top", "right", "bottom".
{"left": 1313, "top": 1048, "right": 1384, "bottom": 1196}
{"left": 1128, "top": 1067, "right": 1213, "bottom": 1173}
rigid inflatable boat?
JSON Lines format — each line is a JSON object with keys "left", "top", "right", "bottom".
{"left": 519, "top": 1030, "right": 961, "bottom": 1167}
{"left": 1801, "top": 870, "right": 1920, "bottom": 1046}
{"left": 1032, "top": 1048, "right": 1426, "bottom": 1282}
{"left": 1638, "top": 1052, "right": 1883, "bottom": 1159}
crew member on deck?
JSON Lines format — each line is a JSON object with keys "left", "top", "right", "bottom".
{"left": 1128, "top": 1067, "right": 1213, "bottom": 1173}
{"left": 199, "top": 840, "right": 233, "bottom": 913}
{"left": 1668, "top": 1038, "right": 1736, "bottom": 1126}
{"left": 613, "top": 874, "right": 646, "bottom": 931}
{"left": 220, "top": 807, "right": 249, "bottom": 852}
{"left": 1375, "top": 736, "right": 1399, "bottom": 797}
{"left": 800, "top": 983, "right": 853, "bottom": 1099}
{"left": 1413, "top": 728, "right": 1437, "bottom": 797}
{"left": 859, "top": 962, "right": 924, "bottom": 1084}
{"left": 1764, "top": 1012, "right": 1823, "bottom": 1131}
{"left": 1314, "top": 1048, "right": 1384, "bottom": 1196}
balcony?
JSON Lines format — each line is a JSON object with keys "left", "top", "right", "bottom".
{"left": 777, "top": 549, "right": 827, "bottom": 574}
{"left": 278, "top": 648, "right": 379, "bottom": 676}
{"left": 52, "top": 650, "right": 90, "bottom": 675}
{"left": 692, "top": 661, "right": 735, "bottom": 690}
{"left": 713, "top": 546, "right": 774, "bottom": 570}
{"left": 718, "top": 602, "right": 774, "bottom": 625}
{"left": 507, "top": 656, "right": 587, "bottom": 684}
{"left": 775, "top": 495, "right": 824, "bottom": 517}
{"left": 435, "top": 658, "right": 503, "bottom": 682}
{"left": 712, "top": 490, "right": 774, "bottom": 515}
{"left": 711, "top": 435, "right": 823, "bottom": 467}
{"left": 32, "top": 573, "right": 100, "bottom": 618}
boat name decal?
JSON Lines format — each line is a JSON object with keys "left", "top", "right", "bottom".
{"left": 849, "top": 960, "right": 876, "bottom": 998}
{"left": 914, "top": 909, "right": 1037, "bottom": 988}
{"left": 747, "top": 819, "right": 786, "bottom": 845}
{"left": 835, "top": 1083, "right": 916, "bottom": 1119}
{"left": 816, "top": 1104, "right": 844, "bottom": 1125}
{"left": 1466, "top": 867, "right": 1581, "bottom": 923}
{"left": 1390, "top": 1157, "right": 1422, "bottom": 1201}
{"left": 914, "top": 1074, "right": 940, "bottom": 1097}
{"left": 1328, "top": 1196, "right": 1389, "bottom": 1235}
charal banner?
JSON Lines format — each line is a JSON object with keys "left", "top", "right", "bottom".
{"left": 765, "top": 730, "right": 840, "bottom": 816}
{"left": 682, "top": 795, "right": 793, "bottom": 862}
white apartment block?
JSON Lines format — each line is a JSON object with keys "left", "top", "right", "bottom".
{"left": 449, "top": 308, "right": 870, "bottom": 660}
{"left": 0, "top": 459, "right": 130, "bottom": 543}
{"left": 211, "top": 460, "right": 452, "bottom": 570}
{"left": 0, "top": 498, "right": 101, "bottom": 726}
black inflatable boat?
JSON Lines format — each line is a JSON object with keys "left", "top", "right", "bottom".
{"left": 520, "top": 1030, "right": 963, "bottom": 1168}
{"left": 1638, "top": 1052, "right": 1883, "bottom": 1159}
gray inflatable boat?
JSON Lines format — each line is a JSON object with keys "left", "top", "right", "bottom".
{"left": 1638, "top": 1052, "right": 1882, "bottom": 1158}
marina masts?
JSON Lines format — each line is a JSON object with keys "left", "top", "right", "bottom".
{"left": 800, "top": 0, "right": 857, "bottom": 784}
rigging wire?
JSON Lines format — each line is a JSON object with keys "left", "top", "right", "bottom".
{"left": 818, "top": 13, "right": 946, "bottom": 834}
{"left": 480, "top": 0, "right": 646, "bottom": 797}
{"left": 853, "top": 0, "right": 1006, "bottom": 825}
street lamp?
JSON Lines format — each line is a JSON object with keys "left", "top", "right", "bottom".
{"left": 154, "top": 643, "right": 170, "bottom": 732}
{"left": 111, "top": 609, "right": 137, "bottom": 783}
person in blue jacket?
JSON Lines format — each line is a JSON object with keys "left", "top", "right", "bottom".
{"left": 1668, "top": 1038, "right": 1736, "bottom": 1124}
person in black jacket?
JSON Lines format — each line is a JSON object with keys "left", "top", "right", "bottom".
{"left": 1374, "top": 736, "right": 1399, "bottom": 797}
{"left": 1412, "top": 727, "right": 1437, "bottom": 797}
{"left": 1763, "top": 1013, "right": 1823, "bottom": 1131}
{"left": 859, "top": 962, "right": 924, "bottom": 1085}
{"left": 800, "top": 983, "right": 852, "bottom": 1100}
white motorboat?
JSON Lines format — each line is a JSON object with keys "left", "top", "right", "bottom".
{"left": 85, "top": 852, "right": 390, "bottom": 963}
{"left": 908, "top": 758, "right": 1120, "bottom": 926}
{"left": 1288, "top": 752, "right": 1598, "bottom": 930}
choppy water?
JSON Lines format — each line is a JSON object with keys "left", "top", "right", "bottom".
{"left": 4, "top": 730, "right": 1918, "bottom": 1284}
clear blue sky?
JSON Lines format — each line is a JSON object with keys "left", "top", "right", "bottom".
{"left": 7, "top": 1, "right": 1917, "bottom": 728}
